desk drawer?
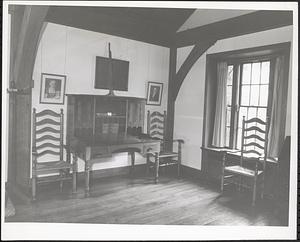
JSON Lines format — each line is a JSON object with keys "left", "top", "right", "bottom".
{"left": 90, "top": 146, "right": 111, "bottom": 159}
{"left": 143, "top": 143, "right": 160, "bottom": 154}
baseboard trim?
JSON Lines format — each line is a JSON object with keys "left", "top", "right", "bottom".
{"left": 180, "top": 165, "right": 205, "bottom": 180}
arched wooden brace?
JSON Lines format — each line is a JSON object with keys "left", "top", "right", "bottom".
{"left": 173, "top": 40, "right": 217, "bottom": 100}
{"left": 165, "top": 40, "right": 216, "bottom": 150}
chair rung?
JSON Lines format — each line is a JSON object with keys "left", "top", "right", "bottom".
{"left": 223, "top": 175, "right": 234, "bottom": 178}
{"left": 37, "top": 175, "right": 72, "bottom": 184}
{"left": 159, "top": 162, "right": 178, "bottom": 167}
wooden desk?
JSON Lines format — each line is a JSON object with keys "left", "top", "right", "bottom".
{"left": 70, "top": 134, "right": 161, "bottom": 196}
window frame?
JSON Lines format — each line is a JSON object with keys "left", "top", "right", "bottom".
{"left": 202, "top": 42, "right": 291, "bottom": 151}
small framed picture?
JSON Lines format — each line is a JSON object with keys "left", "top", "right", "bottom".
{"left": 146, "top": 82, "right": 163, "bottom": 106}
{"left": 40, "top": 73, "right": 66, "bottom": 104}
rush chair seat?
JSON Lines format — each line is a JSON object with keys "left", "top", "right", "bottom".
{"left": 32, "top": 108, "right": 77, "bottom": 201}
{"left": 220, "top": 116, "right": 269, "bottom": 206}
{"left": 146, "top": 111, "right": 184, "bottom": 183}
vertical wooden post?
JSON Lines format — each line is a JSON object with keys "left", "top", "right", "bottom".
{"left": 32, "top": 108, "right": 37, "bottom": 200}
{"left": 165, "top": 46, "right": 177, "bottom": 151}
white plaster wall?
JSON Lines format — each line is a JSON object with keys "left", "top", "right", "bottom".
{"left": 174, "top": 25, "right": 293, "bottom": 170}
{"left": 32, "top": 23, "right": 169, "bottom": 174}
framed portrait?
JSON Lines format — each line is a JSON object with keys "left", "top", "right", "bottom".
{"left": 40, "top": 73, "right": 66, "bottom": 104}
{"left": 146, "top": 82, "right": 163, "bottom": 106}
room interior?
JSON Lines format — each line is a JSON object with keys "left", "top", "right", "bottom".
{"left": 3, "top": 2, "right": 295, "bottom": 231}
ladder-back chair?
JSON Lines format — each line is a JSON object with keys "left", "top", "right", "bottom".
{"left": 221, "top": 116, "right": 269, "bottom": 206}
{"left": 32, "top": 108, "right": 77, "bottom": 201}
{"left": 146, "top": 110, "right": 184, "bottom": 183}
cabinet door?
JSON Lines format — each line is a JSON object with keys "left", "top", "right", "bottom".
{"left": 94, "top": 96, "right": 128, "bottom": 136}
{"left": 127, "top": 99, "right": 145, "bottom": 132}
{"left": 66, "top": 95, "right": 75, "bottom": 143}
{"left": 74, "top": 96, "right": 94, "bottom": 138}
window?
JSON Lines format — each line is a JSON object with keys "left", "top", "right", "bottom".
{"left": 225, "top": 60, "right": 271, "bottom": 149}
{"left": 203, "top": 42, "right": 290, "bottom": 157}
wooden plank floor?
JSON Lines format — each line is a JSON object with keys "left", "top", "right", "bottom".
{"left": 6, "top": 172, "right": 284, "bottom": 226}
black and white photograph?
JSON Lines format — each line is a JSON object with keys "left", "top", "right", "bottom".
{"left": 2, "top": 1, "right": 298, "bottom": 241}
{"left": 146, "top": 81, "right": 163, "bottom": 105}
{"left": 40, "top": 73, "right": 66, "bottom": 104}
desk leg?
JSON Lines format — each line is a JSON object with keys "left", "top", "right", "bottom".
{"left": 130, "top": 151, "right": 135, "bottom": 175}
{"left": 146, "top": 153, "right": 150, "bottom": 175}
{"left": 85, "top": 161, "right": 90, "bottom": 197}
{"left": 155, "top": 153, "right": 159, "bottom": 184}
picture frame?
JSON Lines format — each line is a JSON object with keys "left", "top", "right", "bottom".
{"left": 146, "top": 81, "right": 163, "bottom": 106}
{"left": 40, "top": 73, "right": 66, "bottom": 104}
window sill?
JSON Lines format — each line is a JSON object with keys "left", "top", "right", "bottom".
{"left": 201, "top": 146, "right": 278, "bottom": 164}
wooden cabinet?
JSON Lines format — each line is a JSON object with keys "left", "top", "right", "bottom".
{"left": 66, "top": 94, "right": 146, "bottom": 143}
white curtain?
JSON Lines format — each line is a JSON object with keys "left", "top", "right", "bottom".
{"left": 268, "top": 55, "right": 288, "bottom": 158}
{"left": 212, "top": 62, "right": 228, "bottom": 147}
{"left": 127, "top": 101, "right": 145, "bottom": 128}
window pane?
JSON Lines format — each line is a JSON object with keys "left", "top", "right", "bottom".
{"left": 241, "top": 85, "right": 250, "bottom": 106}
{"left": 227, "top": 65, "right": 233, "bottom": 85}
{"left": 261, "top": 61, "right": 270, "bottom": 84}
{"left": 227, "top": 85, "right": 232, "bottom": 106}
{"left": 257, "top": 108, "right": 267, "bottom": 122}
{"left": 242, "top": 63, "right": 251, "bottom": 84}
{"left": 248, "top": 107, "right": 257, "bottom": 120}
{"left": 259, "top": 85, "right": 269, "bottom": 106}
{"left": 250, "top": 85, "right": 259, "bottom": 106}
{"left": 251, "top": 62, "right": 261, "bottom": 84}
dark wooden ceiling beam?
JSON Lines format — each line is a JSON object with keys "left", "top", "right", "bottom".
{"left": 46, "top": 6, "right": 195, "bottom": 47}
{"left": 175, "top": 10, "right": 293, "bottom": 47}
{"left": 46, "top": 7, "right": 173, "bottom": 47}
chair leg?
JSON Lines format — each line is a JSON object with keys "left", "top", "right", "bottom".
{"left": 146, "top": 154, "right": 150, "bottom": 175}
{"left": 252, "top": 178, "right": 257, "bottom": 206}
{"left": 72, "top": 168, "right": 77, "bottom": 194}
{"left": 238, "top": 176, "right": 242, "bottom": 192}
{"left": 221, "top": 172, "right": 224, "bottom": 193}
{"left": 59, "top": 170, "right": 64, "bottom": 192}
{"left": 85, "top": 162, "right": 90, "bottom": 197}
{"left": 155, "top": 154, "right": 159, "bottom": 184}
{"left": 72, "top": 154, "right": 77, "bottom": 194}
{"left": 260, "top": 175, "right": 265, "bottom": 200}
{"left": 177, "top": 162, "right": 180, "bottom": 178}
{"left": 32, "top": 174, "right": 37, "bottom": 201}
